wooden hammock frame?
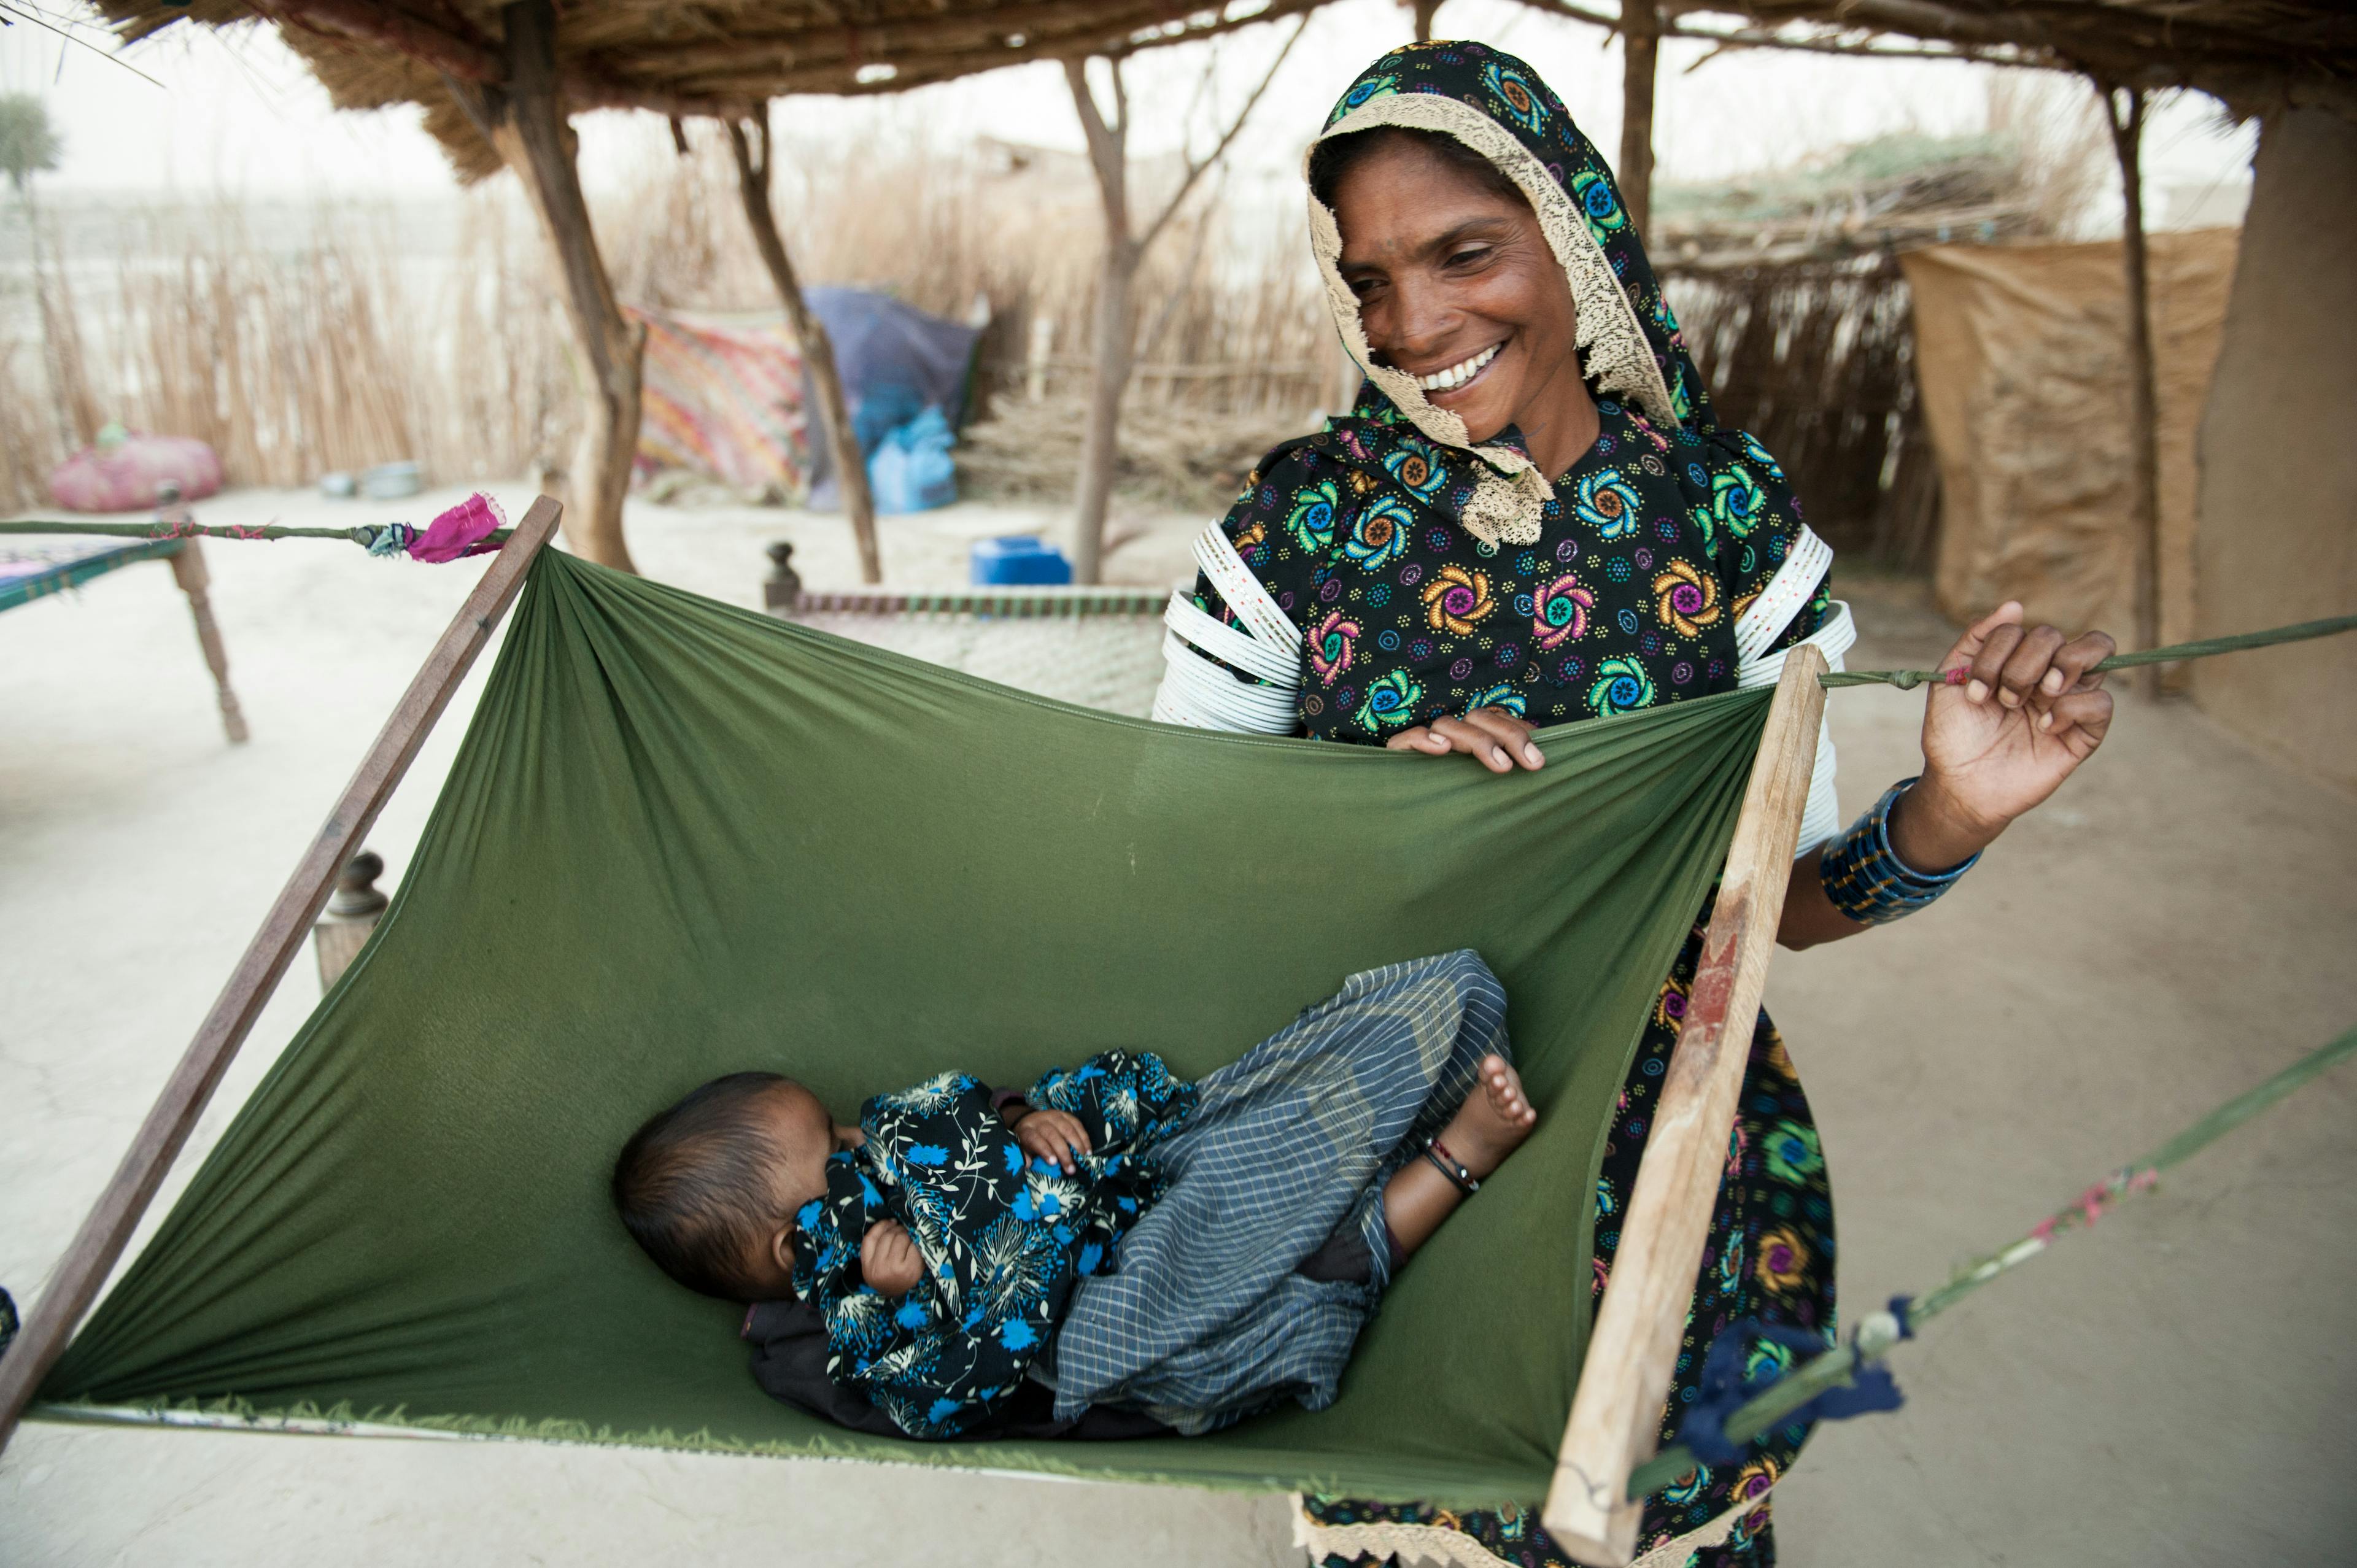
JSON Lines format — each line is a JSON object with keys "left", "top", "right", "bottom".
{"left": 0, "top": 495, "right": 1827, "bottom": 1568}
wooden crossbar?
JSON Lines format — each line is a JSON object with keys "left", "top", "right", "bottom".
{"left": 0, "top": 497, "right": 563, "bottom": 1456}
{"left": 1544, "top": 644, "right": 1829, "bottom": 1566}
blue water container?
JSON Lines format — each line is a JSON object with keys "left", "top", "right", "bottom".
{"left": 971, "top": 536, "right": 1072, "bottom": 585}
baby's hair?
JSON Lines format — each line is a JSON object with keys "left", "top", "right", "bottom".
{"left": 1307, "top": 126, "right": 1528, "bottom": 214}
{"left": 613, "top": 1071, "right": 796, "bottom": 1300}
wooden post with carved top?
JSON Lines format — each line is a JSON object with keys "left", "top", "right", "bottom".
{"left": 1543, "top": 645, "right": 1828, "bottom": 1566}
{"left": 313, "top": 850, "right": 389, "bottom": 991}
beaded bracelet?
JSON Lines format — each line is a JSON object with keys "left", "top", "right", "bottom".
{"left": 1819, "top": 776, "right": 1980, "bottom": 927}
{"left": 1423, "top": 1136, "right": 1479, "bottom": 1195}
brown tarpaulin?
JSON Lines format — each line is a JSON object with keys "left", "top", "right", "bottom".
{"left": 1902, "top": 230, "right": 2240, "bottom": 645}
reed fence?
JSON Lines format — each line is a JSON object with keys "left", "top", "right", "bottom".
{"left": 2, "top": 125, "right": 1940, "bottom": 564}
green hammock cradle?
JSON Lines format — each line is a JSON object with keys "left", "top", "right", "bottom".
{"left": 0, "top": 501, "right": 1840, "bottom": 1565}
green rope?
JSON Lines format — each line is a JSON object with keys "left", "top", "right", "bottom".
{"left": 6, "top": 519, "right": 358, "bottom": 543}
{"left": 0, "top": 519, "right": 513, "bottom": 551}
{"left": 1827, "top": 612, "right": 2357, "bottom": 690}
{"left": 1627, "top": 1022, "right": 2357, "bottom": 1500}
{"left": 6, "top": 519, "right": 2348, "bottom": 666}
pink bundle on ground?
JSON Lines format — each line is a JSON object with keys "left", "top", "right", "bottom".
{"left": 49, "top": 433, "right": 225, "bottom": 514}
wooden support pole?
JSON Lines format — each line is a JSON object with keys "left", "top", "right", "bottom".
{"left": 2099, "top": 78, "right": 2164, "bottom": 695}
{"left": 163, "top": 536, "right": 249, "bottom": 745}
{"left": 726, "top": 107, "right": 881, "bottom": 585}
{"left": 1618, "top": 0, "right": 1660, "bottom": 242}
{"left": 458, "top": 1, "right": 644, "bottom": 574}
{"left": 1066, "top": 55, "right": 1138, "bottom": 589}
{"left": 1542, "top": 646, "right": 1828, "bottom": 1567}
{"left": 1412, "top": 0, "right": 1442, "bottom": 43}
{"left": 0, "top": 498, "right": 563, "bottom": 1457}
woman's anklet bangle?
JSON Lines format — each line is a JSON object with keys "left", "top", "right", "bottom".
{"left": 1424, "top": 1137, "right": 1479, "bottom": 1195}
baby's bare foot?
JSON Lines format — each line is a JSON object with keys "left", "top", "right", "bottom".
{"left": 1439, "top": 1054, "right": 1538, "bottom": 1178}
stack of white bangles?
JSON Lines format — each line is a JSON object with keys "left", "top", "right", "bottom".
{"left": 1152, "top": 520, "right": 1852, "bottom": 856}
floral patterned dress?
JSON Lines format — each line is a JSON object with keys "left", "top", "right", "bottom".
{"left": 790, "top": 1052, "right": 1195, "bottom": 1439}
{"left": 1165, "top": 39, "right": 1847, "bottom": 1564}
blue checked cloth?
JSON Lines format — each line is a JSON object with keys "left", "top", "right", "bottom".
{"left": 1040, "top": 949, "right": 1509, "bottom": 1433}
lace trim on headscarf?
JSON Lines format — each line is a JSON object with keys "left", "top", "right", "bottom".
{"left": 1304, "top": 93, "right": 1679, "bottom": 547}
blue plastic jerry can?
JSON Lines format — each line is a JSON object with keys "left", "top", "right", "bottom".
{"left": 971, "top": 536, "right": 1072, "bottom": 585}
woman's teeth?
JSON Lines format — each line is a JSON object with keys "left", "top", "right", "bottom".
{"left": 1415, "top": 343, "right": 1500, "bottom": 393}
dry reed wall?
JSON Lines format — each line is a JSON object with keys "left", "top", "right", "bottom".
{"left": 0, "top": 131, "right": 1333, "bottom": 515}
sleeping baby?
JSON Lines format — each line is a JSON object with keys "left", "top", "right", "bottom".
{"left": 611, "top": 949, "right": 1536, "bottom": 1441}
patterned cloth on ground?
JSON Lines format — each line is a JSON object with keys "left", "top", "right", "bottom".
{"left": 1045, "top": 949, "right": 1507, "bottom": 1434}
{"left": 629, "top": 307, "right": 810, "bottom": 495}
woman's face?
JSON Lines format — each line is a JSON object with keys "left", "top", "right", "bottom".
{"left": 1328, "top": 133, "right": 1587, "bottom": 457}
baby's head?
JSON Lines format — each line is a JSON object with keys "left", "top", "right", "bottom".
{"left": 611, "top": 1072, "right": 862, "bottom": 1301}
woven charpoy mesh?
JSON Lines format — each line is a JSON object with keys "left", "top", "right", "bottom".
{"left": 38, "top": 547, "right": 1779, "bottom": 1508}
{"left": 783, "top": 590, "right": 1171, "bottom": 716}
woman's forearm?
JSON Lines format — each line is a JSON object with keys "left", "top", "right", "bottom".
{"left": 1776, "top": 774, "right": 2001, "bottom": 951}
{"left": 1776, "top": 846, "right": 1859, "bottom": 951}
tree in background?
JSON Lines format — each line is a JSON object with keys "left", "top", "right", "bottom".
{"left": 1063, "top": 25, "right": 1304, "bottom": 584}
{"left": 0, "top": 92, "right": 93, "bottom": 452}
{"left": 0, "top": 93, "right": 63, "bottom": 196}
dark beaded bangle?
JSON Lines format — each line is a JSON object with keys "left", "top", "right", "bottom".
{"left": 1819, "top": 776, "right": 1979, "bottom": 927}
{"left": 1423, "top": 1136, "right": 1479, "bottom": 1195}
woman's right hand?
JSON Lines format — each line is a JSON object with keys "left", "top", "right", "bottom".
{"left": 1385, "top": 706, "right": 1545, "bottom": 773}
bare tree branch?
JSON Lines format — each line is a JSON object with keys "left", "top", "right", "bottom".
{"left": 1063, "top": 55, "right": 1128, "bottom": 240}
{"left": 1139, "top": 163, "right": 1226, "bottom": 361}
{"left": 1507, "top": 0, "right": 2041, "bottom": 70}
{"left": 1139, "top": 14, "right": 1307, "bottom": 251}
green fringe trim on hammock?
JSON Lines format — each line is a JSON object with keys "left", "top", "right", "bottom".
{"left": 26, "top": 1393, "right": 1387, "bottom": 1498}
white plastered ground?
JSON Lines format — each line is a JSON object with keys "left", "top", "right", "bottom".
{"left": 2, "top": 484, "right": 2352, "bottom": 1566}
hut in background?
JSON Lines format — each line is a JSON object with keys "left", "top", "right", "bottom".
{"left": 2191, "top": 107, "right": 2357, "bottom": 786}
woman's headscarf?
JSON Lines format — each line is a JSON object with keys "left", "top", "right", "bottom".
{"left": 1305, "top": 42, "right": 1714, "bottom": 549}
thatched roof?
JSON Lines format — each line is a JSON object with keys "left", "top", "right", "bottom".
{"left": 99, "top": 0, "right": 2356, "bottom": 186}
{"left": 1639, "top": 1, "right": 2355, "bottom": 119}
{"left": 97, "top": 0, "right": 1328, "bottom": 181}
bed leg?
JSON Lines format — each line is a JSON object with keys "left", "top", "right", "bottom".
{"left": 1542, "top": 645, "right": 1828, "bottom": 1567}
{"left": 166, "top": 538, "right": 250, "bottom": 745}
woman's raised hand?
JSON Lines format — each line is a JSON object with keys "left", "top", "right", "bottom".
{"left": 1385, "top": 706, "right": 1545, "bottom": 773}
{"left": 1897, "top": 601, "right": 2115, "bottom": 869}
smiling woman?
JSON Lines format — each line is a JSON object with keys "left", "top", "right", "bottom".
{"left": 1310, "top": 127, "right": 1597, "bottom": 478}
{"left": 1148, "top": 39, "right": 2119, "bottom": 1568}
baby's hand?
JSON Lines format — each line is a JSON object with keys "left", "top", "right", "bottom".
{"left": 1013, "top": 1108, "right": 1092, "bottom": 1174}
{"left": 860, "top": 1220, "right": 923, "bottom": 1297}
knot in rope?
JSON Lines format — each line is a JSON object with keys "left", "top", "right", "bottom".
{"left": 1676, "top": 1319, "right": 1904, "bottom": 1466}
{"left": 363, "top": 524, "right": 416, "bottom": 559}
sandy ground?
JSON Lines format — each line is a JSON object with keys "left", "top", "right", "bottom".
{"left": 2, "top": 483, "right": 2353, "bottom": 1566}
